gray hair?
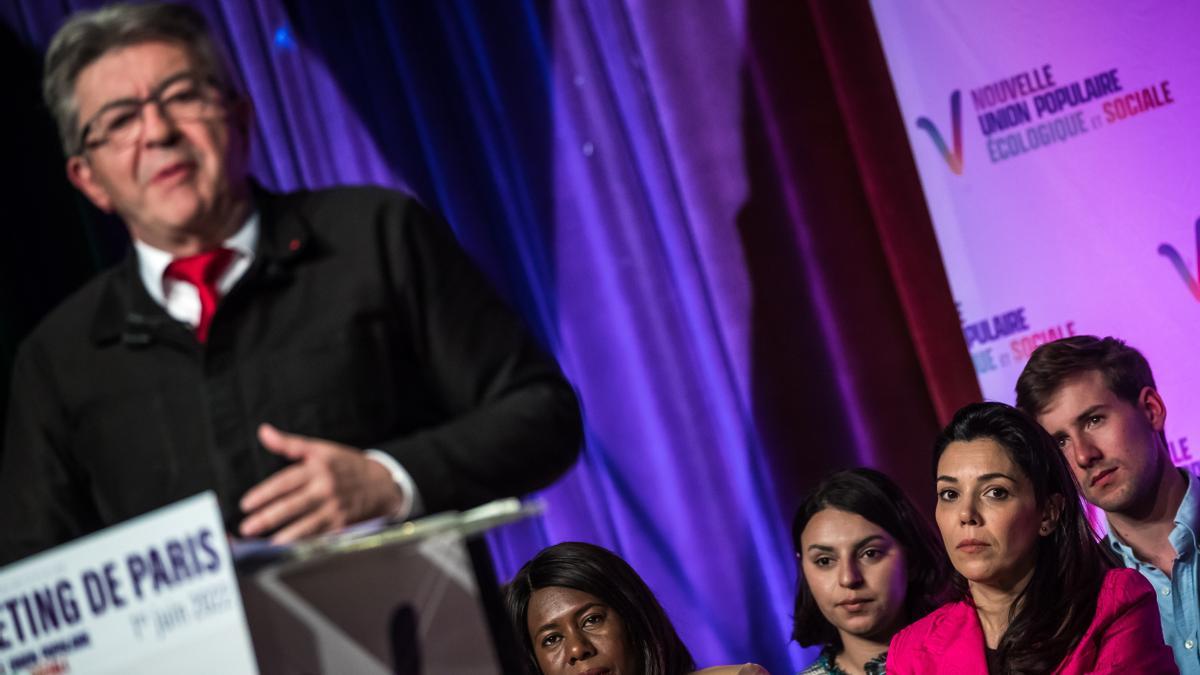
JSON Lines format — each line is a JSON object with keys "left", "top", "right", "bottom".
{"left": 43, "top": 2, "right": 239, "bottom": 156}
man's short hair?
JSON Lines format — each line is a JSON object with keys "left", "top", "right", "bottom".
{"left": 1015, "top": 335, "right": 1157, "bottom": 415}
{"left": 43, "top": 2, "right": 239, "bottom": 156}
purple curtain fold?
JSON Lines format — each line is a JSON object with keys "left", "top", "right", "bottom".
{"left": 529, "top": 1, "right": 800, "bottom": 667}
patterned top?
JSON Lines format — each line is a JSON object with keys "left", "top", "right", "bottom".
{"left": 798, "top": 646, "right": 887, "bottom": 675}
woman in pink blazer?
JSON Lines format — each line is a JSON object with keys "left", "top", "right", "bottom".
{"left": 887, "top": 402, "right": 1176, "bottom": 674}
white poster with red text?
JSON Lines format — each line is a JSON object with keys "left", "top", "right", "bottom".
{"left": 870, "top": 1, "right": 1198, "bottom": 470}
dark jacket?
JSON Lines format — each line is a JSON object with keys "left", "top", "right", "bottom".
{"left": 0, "top": 186, "right": 581, "bottom": 564}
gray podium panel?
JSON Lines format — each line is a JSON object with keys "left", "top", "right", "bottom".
{"left": 238, "top": 502, "right": 536, "bottom": 675}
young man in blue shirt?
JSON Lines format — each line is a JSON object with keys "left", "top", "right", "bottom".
{"left": 1018, "top": 336, "right": 1196, "bottom": 674}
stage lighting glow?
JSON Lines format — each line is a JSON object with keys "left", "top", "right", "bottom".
{"left": 273, "top": 26, "right": 296, "bottom": 50}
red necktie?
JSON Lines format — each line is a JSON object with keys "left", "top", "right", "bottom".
{"left": 164, "top": 247, "right": 235, "bottom": 343}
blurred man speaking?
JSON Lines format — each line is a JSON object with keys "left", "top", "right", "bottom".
{"left": 0, "top": 3, "right": 581, "bottom": 564}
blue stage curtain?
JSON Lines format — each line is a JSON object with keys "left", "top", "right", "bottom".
{"left": 0, "top": 2, "right": 979, "bottom": 671}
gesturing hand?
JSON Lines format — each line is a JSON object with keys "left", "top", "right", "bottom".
{"left": 238, "top": 423, "right": 405, "bottom": 544}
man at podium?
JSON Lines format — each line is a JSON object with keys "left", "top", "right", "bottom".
{"left": 0, "top": 2, "right": 581, "bottom": 565}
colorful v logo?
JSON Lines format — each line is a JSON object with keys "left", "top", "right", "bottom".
{"left": 1158, "top": 218, "right": 1200, "bottom": 301}
{"left": 916, "top": 91, "right": 963, "bottom": 175}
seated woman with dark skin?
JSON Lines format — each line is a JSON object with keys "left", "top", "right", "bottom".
{"left": 505, "top": 541, "right": 767, "bottom": 675}
{"left": 793, "top": 468, "right": 950, "bottom": 675}
{"left": 888, "top": 402, "right": 1176, "bottom": 674}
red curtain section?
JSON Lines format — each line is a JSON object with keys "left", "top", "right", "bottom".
{"left": 808, "top": 0, "right": 982, "bottom": 424}
{"left": 742, "top": 0, "right": 980, "bottom": 512}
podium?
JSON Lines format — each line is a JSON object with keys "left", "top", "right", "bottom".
{"left": 237, "top": 501, "right": 534, "bottom": 675}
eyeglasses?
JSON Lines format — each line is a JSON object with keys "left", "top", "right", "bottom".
{"left": 77, "top": 74, "right": 227, "bottom": 153}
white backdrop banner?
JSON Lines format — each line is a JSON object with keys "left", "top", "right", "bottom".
{"left": 870, "top": 1, "right": 1198, "bottom": 470}
{"left": 0, "top": 492, "right": 257, "bottom": 674}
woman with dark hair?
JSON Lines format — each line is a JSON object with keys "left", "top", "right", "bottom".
{"left": 888, "top": 402, "right": 1176, "bottom": 674}
{"left": 505, "top": 541, "right": 766, "bottom": 675}
{"left": 792, "top": 468, "right": 949, "bottom": 674}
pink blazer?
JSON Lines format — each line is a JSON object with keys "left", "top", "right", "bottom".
{"left": 887, "top": 568, "right": 1176, "bottom": 674}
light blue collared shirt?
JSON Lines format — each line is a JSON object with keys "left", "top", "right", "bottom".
{"left": 1107, "top": 468, "right": 1200, "bottom": 675}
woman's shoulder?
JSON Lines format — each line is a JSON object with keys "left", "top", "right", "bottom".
{"left": 797, "top": 647, "right": 836, "bottom": 674}
{"left": 1097, "top": 566, "right": 1156, "bottom": 608}
{"left": 796, "top": 647, "right": 886, "bottom": 675}
{"left": 890, "top": 599, "right": 972, "bottom": 647}
{"left": 1063, "top": 567, "right": 1176, "bottom": 673}
{"left": 887, "top": 598, "right": 986, "bottom": 672}
{"left": 797, "top": 659, "right": 830, "bottom": 675}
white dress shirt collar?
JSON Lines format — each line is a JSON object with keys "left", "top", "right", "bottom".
{"left": 133, "top": 212, "right": 260, "bottom": 326}
{"left": 134, "top": 212, "right": 260, "bottom": 305}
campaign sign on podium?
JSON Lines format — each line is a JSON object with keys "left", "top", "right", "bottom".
{"left": 0, "top": 492, "right": 257, "bottom": 674}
